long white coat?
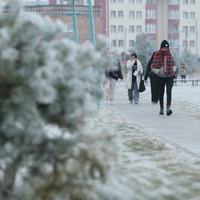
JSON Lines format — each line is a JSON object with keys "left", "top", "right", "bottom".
{"left": 125, "top": 59, "right": 143, "bottom": 89}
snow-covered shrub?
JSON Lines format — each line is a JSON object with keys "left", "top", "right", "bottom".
{"left": 0, "top": 1, "right": 132, "bottom": 200}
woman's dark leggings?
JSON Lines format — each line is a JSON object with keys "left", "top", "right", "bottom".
{"left": 157, "top": 76, "right": 174, "bottom": 107}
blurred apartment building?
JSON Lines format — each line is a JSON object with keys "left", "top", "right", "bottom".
{"left": 1, "top": 0, "right": 101, "bottom": 44}
{"left": 96, "top": 0, "right": 200, "bottom": 56}
{"left": 1, "top": 0, "right": 199, "bottom": 56}
{"left": 46, "top": 0, "right": 200, "bottom": 56}
{"left": 23, "top": 0, "right": 93, "bottom": 6}
{"left": 43, "top": 0, "right": 200, "bottom": 56}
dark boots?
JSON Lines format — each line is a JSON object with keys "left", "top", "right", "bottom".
{"left": 159, "top": 106, "right": 164, "bottom": 115}
{"left": 166, "top": 105, "right": 172, "bottom": 116}
{"left": 159, "top": 105, "right": 173, "bottom": 115}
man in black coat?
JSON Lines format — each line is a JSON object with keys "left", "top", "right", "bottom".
{"left": 144, "top": 52, "right": 159, "bottom": 104}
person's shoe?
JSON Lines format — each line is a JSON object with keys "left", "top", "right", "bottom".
{"left": 166, "top": 105, "right": 172, "bottom": 116}
{"left": 130, "top": 100, "right": 133, "bottom": 104}
{"left": 134, "top": 102, "right": 138, "bottom": 104}
{"left": 159, "top": 107, "right": 164, "bottom": 115}
{"left": 166, "top": 107, "right": 172, "bottom": 116}
{"left": 105, "top": 100, "right": 108, "bottom": 104}
{"left": 110, "top": 100, "right": 114, "bottom": 105}
{"left": 166, "top": 109, "right": 172, "bottom": 116}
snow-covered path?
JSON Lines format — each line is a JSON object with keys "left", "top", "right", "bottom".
{"left": 102, "top": 83, "right": 200, "bottom": 156}
{"left": 92, "top": 84, "right": 200, "bottom": 199}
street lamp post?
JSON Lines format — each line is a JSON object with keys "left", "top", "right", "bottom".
{"left": 195, "top": 19, "right": 198, "bottom": 57}
{"left": 123, "top": 27, "right": 127, "bottom": 61}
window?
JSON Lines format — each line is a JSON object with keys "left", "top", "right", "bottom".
{"left": 27, "top": 0, "right": 50, "bottom": 5}
{"left": 183, "top": 12, "right": 188, "bottom": 19}
{"left": 118, "top": 11, "right": 123, "bottom": 18}
{"left": 183, "top": 40, "right": 188, "bottom": 47}
{"left": 111, "top": 26, "right": 116, "bottom": 33}
{"left": 129, "top": 11, "right": 135, "bottom": 18}
{"left": 146, "top": 9, "right": 156, "bottom": 19}
{"left": 169, "top": 38, "right": 179, "bottom": 47}
{"left": 146, "top": 24, "right": 156, "bottom": 33}
{"left": 129, "top": 0, "right": 134, "bottom": 3}
{"left": 136, "top": 0, "right": 142, "bottom": 3}
{"left": 190, "top": 41, "right": 195, "bottom": 47}
{"left": 146, "top": 0, "right": 153, "bottom": 4}
{"left": 129, "top": 26, "right": 134, "bottom": 33}
{"left": 183, "top": 0, "right": 188, "bottom": 4}
{"left": 111, "top": 11, "right": 116, "bottom": 18}
{"left": 118, "top": 25, "right": 124, "bottom": 33}
{"left": 183, "top": 26, "right": 188, "bottom": 34}
{"left": 190, "top": 26, "right": 195, "bottom": 33}
{"left": 136, "top": 26, "right": 142, "bottom": 33}
{"left": 136, "top": 11, "right": 142, "bottom": 18}
{"left": 39, "top": 0, "right": 49, "bottom": 5}
{"left": 111, "top": 40, "right": 116, "bottom": 47}
{"left": 190, "top": 0, "right": 195, "bottom": 4}
{"left": 111, "top": 0, "right": 116, "bottom": 2}
{"left": 190, "top": 12, "right": 195, "bottom": 19}
{"left": 169, "top": 0, "right": 178, "bottom": 4}
{"left": 169, "top": 10, "right": 179, "bottom": 19}
{"left": 169, "top": 25, "right": 179, "bottom": 34}
{"left": 129, "top": 40, "right": 135, "bottom": 47}
{"left": 118, "top": 0, "right": 123, "bottom": 2}
{"left": 118, "top": 40, "right": 124, "bottom": 47}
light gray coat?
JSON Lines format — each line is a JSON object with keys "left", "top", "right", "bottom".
{"left": 125, "top": 59, "right": 143, "bottom": 89}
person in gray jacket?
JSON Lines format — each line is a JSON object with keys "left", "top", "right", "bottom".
{"left": 151, "top": 40, "right": 177, "bottom": 115}
{"left": 105, "top": 50, "right": 123, "bottom": 104}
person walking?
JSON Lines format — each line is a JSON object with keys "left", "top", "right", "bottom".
{"left": 151, "top": 40, "right": 177, "bottom": 115}
{"left": 105, "top": 50, "right": 123, "bottom": 105}
{"left": 180, "top": 64, "right": 188, "bottom": 83}
{"left": 125, "top": 53, "right": 143, "bottom": 104}
{"left": 144, "top": 52, "right": 159, "bottom": 104}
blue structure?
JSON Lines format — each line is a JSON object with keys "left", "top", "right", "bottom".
{"left": 64, "top": 24, "right": 74, "bottom": 40}
{"left": 88, "top": 0, "right": 95, "bottom": 44}
{"left": 64, "top": 0, "right": 100, "bottom": 109}
{"left": 64, "top": 0, "right": 95, "bottom": 45}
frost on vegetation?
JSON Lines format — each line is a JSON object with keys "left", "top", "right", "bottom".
{"left": 0, "top": 1, "right": 133, "bottom": 200}
{"left": 94, "top": 107, "right": 200, "bottom": 200}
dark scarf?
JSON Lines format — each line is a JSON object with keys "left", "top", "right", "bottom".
{"left": 151, "top": 49, "right": 175, "bottom": 75}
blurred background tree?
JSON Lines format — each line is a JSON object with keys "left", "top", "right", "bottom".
{"left": 128, "top": 33, "right": 156, "bottom": 74}
{"left": 180, "top": 49, "right": 198, "bottom": 73}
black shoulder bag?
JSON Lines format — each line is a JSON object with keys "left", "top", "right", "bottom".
{"left": 139, "top": 75, "right": 146, "bottom": 93}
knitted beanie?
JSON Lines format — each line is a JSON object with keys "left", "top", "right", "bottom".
{"left": 160, "top": 40, "right": 169, "bottom": 49}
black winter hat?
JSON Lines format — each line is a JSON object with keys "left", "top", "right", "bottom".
{"left": 131, "top": 53, "right": 137, "bottom": 58}
{"left": 160, "top": 40, "right": 169, "bottom": 49}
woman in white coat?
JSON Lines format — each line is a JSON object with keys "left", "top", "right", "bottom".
{"left": 125, "top": 53, "right": 143, "bottom": 104}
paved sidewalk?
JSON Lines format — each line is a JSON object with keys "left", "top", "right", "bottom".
{"left": 102, "top": 84, "right": 200, "bottom": 157}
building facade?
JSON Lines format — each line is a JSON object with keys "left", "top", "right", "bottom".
{"left": 46, "top": 0, "right": 94, "bottom": 5}
{"left": 94, "top": 0, "right": 200, "bottom": 56}
{"left": 107, "top": 0, "right": 146, "bottom": 54}
{"left": 2, "top": 0, "right": 199, "bottom": 56}
{"left": 1, "top": 0, "right": 101, "bottom": 45}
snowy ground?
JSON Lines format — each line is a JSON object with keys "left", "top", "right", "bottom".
{"left": 91, "top": 81, "right": 200, "bottom": 200}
